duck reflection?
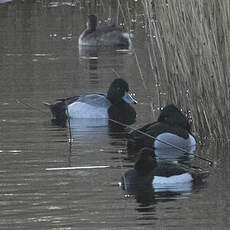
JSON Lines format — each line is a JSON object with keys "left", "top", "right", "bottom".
{"left": 79, "top": 45, "right": 131, "bottom": 58}
{"left": 155, "top": 146, "right": 195, "bottom": 164}
{"left": 67, "top": 118, "right": 127, "bottom": 143}
{"left": 127, "top": 145, "right": 195, "bottom": 166}
{"left": 120, "top": 148, "right": 208, "bottom": 204}
{"left": 68, "top": 118, "right": 108, "bottom": 139}
{"left": 79, "top": 46, "right": 99, "bottom": 71}
{"left": 78, "top": 45, "right": 132, "bottom": 77}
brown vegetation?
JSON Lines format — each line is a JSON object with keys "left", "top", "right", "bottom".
{"left": 142, "top": 0, "right": 230, "bottom": 140}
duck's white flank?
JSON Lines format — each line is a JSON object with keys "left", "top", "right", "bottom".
{"left": 154, "top": 132, "right": 196, "bottom": 149}
{"left": 67, "top": 102, "right": 110, "bottom": 119}
{"left": 153, "top": 173, "right": 193, "bottom": 193}
{"left": 153, "top": 173, "right": 193, "bottom": 184}
{"left": 67, "top": 94, "right": 111, "bottom": 119}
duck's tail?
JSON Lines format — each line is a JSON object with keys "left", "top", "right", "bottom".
{"left": 191, "top": 169, "right": 209, "bottom": 183}
{"left": 42, "top": 101, "right": 67, "bottom": 125}
{"left": 42, "top": 102, "right": 51, "bottom": 108}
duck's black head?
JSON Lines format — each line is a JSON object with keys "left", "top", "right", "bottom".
{"left": 134, "top": 148, "right": 157, "bottom": 176}
{"left": 87, "top": 15, "right": 97, "bottom": 31}
{"left": 158, "top": 104, "right": 191, "bottom": 131}
{"left": 107, "top": 78, "right": 137, "bottom": 105}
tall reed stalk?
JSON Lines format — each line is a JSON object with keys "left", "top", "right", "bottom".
{"left": 142, "top": 0, "right": 230, "bottom": 141}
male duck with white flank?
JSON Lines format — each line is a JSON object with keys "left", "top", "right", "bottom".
{"left": 44, "top": 78, "right": 137, "bottom": 126}
{"left": 79, "top": 15, "right": 131, "bottom": 48}
{"left": 127, "top": 104, "right": 196, "bottom": 153}
{"left": 121, "top": 148, "right": 209, "bottom": 194}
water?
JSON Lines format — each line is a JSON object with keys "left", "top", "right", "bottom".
{"left": 0, "top": 1, "right": 230, "bottom": 229}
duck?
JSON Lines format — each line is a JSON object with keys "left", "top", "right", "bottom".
{"left": 79, "top": 15, "right": 131, "bottom": 48}
{"left": 127, "top": 104, "right": 196, "bottom": 153}
{"left": 121, "top": 148, "right": 209, "bottom": 194}
{"left": 44, "top": 78, "right": 137, "bottom": 126}
{"left": 0, "top": 0, "right": 12, "bottom": 3}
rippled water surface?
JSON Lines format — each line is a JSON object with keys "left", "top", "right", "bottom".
{"left": 0, "top": 1, "right": 230, "bottom": 229}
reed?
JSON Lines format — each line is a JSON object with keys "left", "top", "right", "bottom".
{"left": 142, "top": 0, "right": 230, "bottom": 141}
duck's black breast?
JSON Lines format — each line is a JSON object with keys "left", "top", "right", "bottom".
{"left": 121, "top": 169, "right": 154, "bottom": 192}
{"left": 108, "top": 102, "right": 136, "bottom": 125}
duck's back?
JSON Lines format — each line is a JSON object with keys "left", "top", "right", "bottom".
{"left": 77, "top": 94, "right": 110, "bottom": 106}
{"left": 67, "top": 94, "right": 111, "bottom": 119}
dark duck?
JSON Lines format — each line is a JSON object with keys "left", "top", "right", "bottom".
{"left": 121, "top": 148, "right": 209, "bottom": 194}
{"left": 79, "top": 15, "right": 131, "bottom": 48}
{"left": 127, "top": 104, "right": 196, "bottom": 153}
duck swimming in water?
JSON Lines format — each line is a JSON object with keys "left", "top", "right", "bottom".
{"left": 127, "top": 104, "right": 196, "bottom": 153}
{"left": 44, "top": 78, "right": 137, "bottom": 126}
{"left": 121, "top": 148, "right": 209, "bottom": 194}
{"left": 79, "top": 15, "right": 131, "bottom": 48}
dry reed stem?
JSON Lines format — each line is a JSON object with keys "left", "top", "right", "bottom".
{"left": 142, "top": 0, "right": 230, "bottom": 141}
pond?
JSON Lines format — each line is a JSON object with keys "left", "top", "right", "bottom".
{"left": 0, "top": 1, "right": 230, "bottom": 229}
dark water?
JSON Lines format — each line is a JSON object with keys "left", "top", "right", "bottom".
{"left": 0, "top": 1, "right": 230, "bottom": 229}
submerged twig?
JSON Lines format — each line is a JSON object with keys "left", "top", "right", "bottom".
{"left": 65, "top": 101, "right": 73, "bottom": 144}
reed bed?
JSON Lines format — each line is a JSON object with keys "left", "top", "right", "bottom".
{"left": 142, "top": 0, "right": 230, "bottom": 141}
